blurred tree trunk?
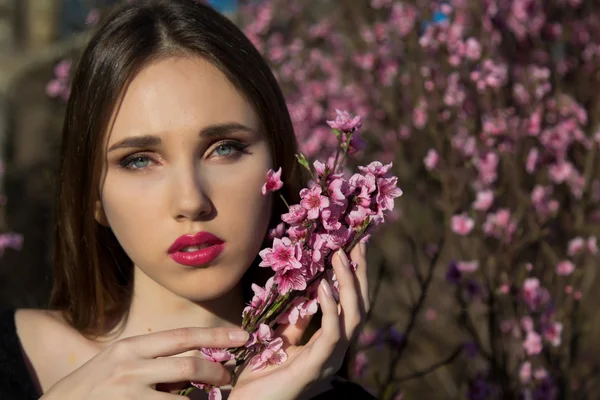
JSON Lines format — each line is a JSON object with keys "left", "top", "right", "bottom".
{"left": 22, "top": 0, "right": 61, "bottom": 51}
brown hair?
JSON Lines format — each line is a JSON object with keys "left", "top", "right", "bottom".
{"left": 49, "top": 0, "right": 308, "bottom": 336}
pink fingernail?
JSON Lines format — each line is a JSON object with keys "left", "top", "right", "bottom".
{"left": 337, "top": 249, "right": 350, "bottom": 268}
{"left": 320, "top": 279, "right": 333, "bottom": 298}
{"left": 360, "top": 242, "right": 367, "bottom": 256}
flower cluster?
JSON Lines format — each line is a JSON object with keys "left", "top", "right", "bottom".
{"left": 237, "top": 0, "right": 600, "bottom": 398}
{"left": 182, "top": 111, "right": 401, "bottom": 398}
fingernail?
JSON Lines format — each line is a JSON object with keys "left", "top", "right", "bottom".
{"left": 337, "top": 249, "right": 350, "bottom": 268}
{"left": 229, "top": 330, "right": 249, "bottom": 342}
{"left": 320, "top": 279, "right": 333, "bottom": 298}
{"left": 360, "top": 242, "right": 367, "bottom": 256}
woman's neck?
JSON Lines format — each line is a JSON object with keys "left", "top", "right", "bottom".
{"left": 108, "top": 265, "right": 246, "bottom": 341}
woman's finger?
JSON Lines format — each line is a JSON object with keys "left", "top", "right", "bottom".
{"left": 131, "top": 356, "right": 231, "bottom": 386}
{"left": 350, "top": 242, "right": 370, "bottom": 313}
{"left": 306, "top": 279, "right": 345, "bottom": 377}
{"left": 332, "top": 249, "right": 362, "bottom": 338}
{"left": 111, "top": 327, "right": 249, "bottom": 360}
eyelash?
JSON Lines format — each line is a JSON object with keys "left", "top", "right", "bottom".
{"left": 118, "top": 140, "right": 251, "bottom": 172}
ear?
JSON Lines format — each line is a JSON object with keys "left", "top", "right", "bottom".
{"left": 94, "top": 200, "right": 110, "bottom": 227}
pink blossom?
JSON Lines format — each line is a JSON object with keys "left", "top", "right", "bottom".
{"left": 525, "top": 148, "right": 539, "bottom": 173}
{"left": 259, "top": 237, "right": 303, "bottom": 271}
{"left": 474, "top": 152, "right": 499, "bottom": 186}
{"left": 472, "top": 190, "right": 494, "bottom": 211}
{"left": 281, "top": 205, "right": 307, "bottom": 225}
{"left": 54, "top": 59, "right": 72, "bottom": 80}
{"left": 46, "top": 79, "right": 64, "bottom": 98}
{"left": 423, "top": 149, "right": 439, "bottom": 171}
{"left": 522, "top": 278, "right": 550, "bottom": 311}
{"left": 358, "top": 161, "right": 393, "bottom": 177}
{"left": 346, "top": 205, "right": 370, "bottom": 228}
{"left": 85, "top": 8, "right": 100, "bottom": 26}
{"left": 274, "top": 267, "right": 307, "bottom": 294}
{"left": 357, "top": 328, "right": 378, "bottom": 346}
{"left": 200, "top": 348, "right": 234, "bottom": 363}
{"left": 262, "top": 167, "right": 284, "bottom": 195}
{"left": 351, "top": 173, "right": 377, "bottom": 207}
{"left": 328, "top": 177, "right": 350, "bottom": 203}
{"left": 520, "top": 316, "right": 534, "bottom": 332}
{"left": 267, "top": 222, "right": 286, "bottom": 240}
{"left": 352, "top": 352, "right": 369, "bottom": 379}
{"left": 0, "top": 233, "right": 23, "bottom": 256}
{"left": 376, "top": 176, "right": 403, "bottom": 212}
{"left": 556, "top": 260, "right": 575, "bottom": 276}
{"left": 300, "top": 186, "right": 330, "bottom": 219}
{"left": 456, "top": 260, "right": 479, "bottom": 273}
{"left": 548, "top": 161, "right": 574, "bottom": 184}
{"left": 543, "top": 321, "right": 563, "bottom": 346}
{"left": 277, "top": 293, "right": 319, "bottom": 325}
{"left": 568, "top": 237, "right": 585, "bottom": 256}
{"left": 523, "top": 331, "right": 543, "bottom": 355}
{"left": 451, "top": 214, "right": 474, "bottom": 236}
{"left": 519, "top": 361, "right": 532, "bottom": 383}
{"left": 534, "top": 368, "right": 548, "bottom": 380}
{"left": 464, "top": 38, "right": 482, "bottom": 60}
{"left": 249, "top": 337, "right": 287, "bottom": 371}
{"left": 244, "top": 277, "right": 275, "bottom": 318}
{"left": 531, "top": 185, "right": 559, "bottom": 217}
{"left": 483, "top": 209, "right": 517, "bottom": 242}
{"left": 326, "top": 109, "right": 362, "bottom": 132}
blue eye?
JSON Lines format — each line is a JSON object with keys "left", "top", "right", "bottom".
{"left": 214, "top": 144, "right": 234, "bottom": 157}
{"left": 210, "top": 140, "right": 250, "bottom": 159}
{"left": 119, "top": 155, "right": 153, "bottom": 171}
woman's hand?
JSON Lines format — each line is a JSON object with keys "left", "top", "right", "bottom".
{"left": 229, "top": 243, "right": 369, "bottom": 400}
{"left": 41, "top": 326, "right": 250, "bottom": 400}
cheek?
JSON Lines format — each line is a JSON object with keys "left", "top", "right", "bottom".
{"left": 99, "top": 173, "right": 164, "bottom": 245}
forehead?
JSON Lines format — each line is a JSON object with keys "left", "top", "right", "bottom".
{"left": 106, "top": 56, "right": 260, "bottom": 146}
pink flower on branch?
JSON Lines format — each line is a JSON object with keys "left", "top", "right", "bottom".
{"left": 259, "top": 237, "right": 303, "bottom": 272}
{"left": 556, "top": 260, "right": 575, "bottom": 276}
{"left": 300, "top": 186, "right": 330, "bottom": 219}
{"left": 472, "top": 190, "right": 494, "bottom": 211}
{"left": 262, "top": 167, "right": 284, "bottom": 195}
{"left": 451, "top": 213, "right": 475, "bottom": 236}
{"left": 523, "top": 331, "right": 543, "bottom": 356}
{"left": 326, "top": 109, "right": 362, "bottom": 132}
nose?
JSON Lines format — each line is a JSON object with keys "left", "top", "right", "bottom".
{"left": 170, "top": 164, "right": 212, "bottom": 222}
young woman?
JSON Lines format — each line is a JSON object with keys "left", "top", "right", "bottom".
{"left": 0, "top": 1, "right": 374, "bottom": 399}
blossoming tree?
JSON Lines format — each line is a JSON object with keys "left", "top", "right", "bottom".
{"left": 41, "top": 0, "right": 600, "bottom": 398}
{"left": 237, "top": 0, "right": 600, "bottom": 399}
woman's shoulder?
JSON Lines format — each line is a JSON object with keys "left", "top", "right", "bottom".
{"left": 0, "top": 308, "right": 55, "bottom": 399}
{"left": 10, "top": 308, "right": 93, "bottom": 395}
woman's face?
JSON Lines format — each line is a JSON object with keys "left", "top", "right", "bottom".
{"left": 96, "top": 56, "right": 273, "bottom": 302}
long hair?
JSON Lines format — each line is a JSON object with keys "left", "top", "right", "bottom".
{"left": 49, "top": 0, "right": 308, "bottom": 336}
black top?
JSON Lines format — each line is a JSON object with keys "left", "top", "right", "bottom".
{"left": 0, "top": 309, "right": 375, "bottom": 399}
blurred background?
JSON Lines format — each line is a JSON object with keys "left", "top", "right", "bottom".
{"left": 2, "top": 1, "right": 600, "bottom": 399}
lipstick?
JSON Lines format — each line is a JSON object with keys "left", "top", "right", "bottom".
{"left": 168, "top": 231, "right": 225, "bottom": 267}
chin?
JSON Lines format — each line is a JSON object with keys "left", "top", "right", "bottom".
{"left": 174, "top": 266, "right": 245, "bottom": 302}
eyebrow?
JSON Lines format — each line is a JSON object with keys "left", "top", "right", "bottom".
{"left": 107, "top": 123, "right": 256, "bottom": 153}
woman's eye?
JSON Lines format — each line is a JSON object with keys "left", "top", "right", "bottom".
{"left": 120, "top": 154, "right": 153, "bottom": 171}
{"left": 210, "top": 141, "right": 249, "bottom": 159}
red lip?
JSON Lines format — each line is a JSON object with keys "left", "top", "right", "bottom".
{"left": 168, "top": 231, "right": 224, "bottom": 254}
{"left": 168, "top": 232, "right": 225, "bottom": 267}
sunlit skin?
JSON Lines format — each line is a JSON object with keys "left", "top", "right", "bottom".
{"left": 95, "top": 56, "right": 274, "bottom": 339}
{"left": 14, "top": 55, "right": 370, "bottom": 400}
